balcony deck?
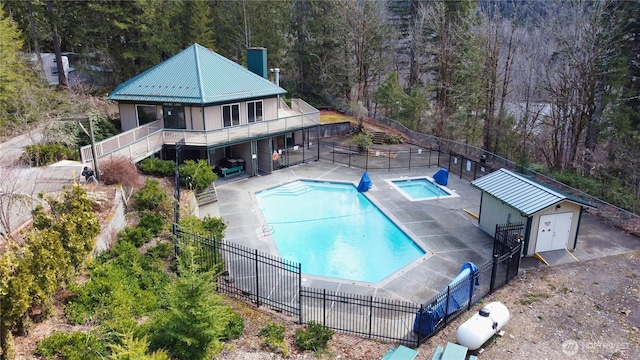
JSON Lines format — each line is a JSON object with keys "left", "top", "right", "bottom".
{"left": 80, "top": 99, "right": 319, "bottom": 164}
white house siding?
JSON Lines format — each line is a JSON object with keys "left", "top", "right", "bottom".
{"left": 119, "top": 103, "right": 137, "bottom": 130}
{"left": 204, "top": 106, "right": 221, "bottom": 129}
{"left": 189, "top": 106, "right": 205, "bottom": 130}
{"left": 263, "top": 97, "right": 278, "bottom": 120}
{"left": 478, "top": 193, "right": 527, "bottom": 237}
{"left": 526, "top": 201, "right": 581, "bottom": 255}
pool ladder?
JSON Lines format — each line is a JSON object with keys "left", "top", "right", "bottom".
{"left": 262, "top": 225, "right": 274, "bottom": 236}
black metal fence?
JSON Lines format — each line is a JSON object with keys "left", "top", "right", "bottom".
{"left": 319, "top": 141, "right": 440, "bottom": 171}
{"left": 174, "top": 226, "right": 302, "bottom": 320}
{"left": 173, "top": 225, "right": 523, "bottom": 347}
{"left": 321, "top": 97, "right": 640, "bottom": 237}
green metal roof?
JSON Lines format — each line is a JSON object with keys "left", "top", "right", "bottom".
{"left": 108, "top": 43, "right": 286, "bottom": 104}
{"left": 471, "top": 168, "right": 595, "bottom": 216}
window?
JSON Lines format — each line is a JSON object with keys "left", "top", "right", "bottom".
{"left": 247, "top": 101, "right": 263, "bottom": 123}
{"left": 222, "top": 104, "right": 240, "bottom": 127}
{"left": 136, "top": 105, "right": 157, "bottom": 126}
{"left": 163, "top": 105, "right": 186, "bottom": 129}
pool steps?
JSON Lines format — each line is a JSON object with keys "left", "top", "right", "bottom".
{"left": 271, "top": 182, "right": 313, "bottom": 196}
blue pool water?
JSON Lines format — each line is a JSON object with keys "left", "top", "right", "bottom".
{"left": 255, "top": 180, "right": 425, "bottom": 283}
{"left": 392, "top": 178, "right": 451, "bottom": 200}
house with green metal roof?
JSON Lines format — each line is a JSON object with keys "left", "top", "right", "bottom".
{"left": 471, "top": 168, "right": 595, "bottom": 257}
{"left": 81, "top": 43, "right": 319, "bottom": 177}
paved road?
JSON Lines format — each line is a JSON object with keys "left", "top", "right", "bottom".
{"left": 0, "top": 132, "right": 81, "bottom": 236}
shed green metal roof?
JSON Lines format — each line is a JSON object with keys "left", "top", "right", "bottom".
{"left": 471, "top": 168, "right": 595, "bottom": 216}
{"left": 108, "top": 43, "right": 286, "bottom": 104}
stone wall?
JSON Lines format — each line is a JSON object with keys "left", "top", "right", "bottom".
{"left": 93, "top": 185, "right": 127, "bottom": 256}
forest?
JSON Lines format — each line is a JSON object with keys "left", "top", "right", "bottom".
{"left": 1, "top": 0, "right": 639, "bottom": 213}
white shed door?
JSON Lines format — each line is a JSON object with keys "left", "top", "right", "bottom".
{"left": 536, "top": 212, "right": 573, "bottom": 252}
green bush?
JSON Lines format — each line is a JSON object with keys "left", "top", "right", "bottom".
{"left": 201, "top": 216, "right": 227, "bottom": 239}
{"left": 221, "top": 311, "right": 245, "bottom": 341}
{"left": 146, "top": 241, "right": 173, "bottom": 262}
{"left": 351, "top": 131, "right": 373, "bottom": 152}
{"left": 179, "top": 159, "right": 217, "bottom": 191}
{"left": 138, "top": 211, "right": 166, "bottom": 236}
{"left": 66, "top": 241, "right": 169, "bottom": 325}
{"left": 108, "top": 331, "right": 170, "bottom": 360}
{"left": 34, "top": 331, "right": 108, "bottom": 360}
{"left": 176, "top": 215, "right": 226, "bottom": 273}
{"left": 133, "top": 179, "right": 171, "bottom": 213}
{"left": 76, "top": 115, "right": 120, "bottom": 147}
{"left": 259, "top": 323, "right": 288, "bottom": 356}
{"left": 118, "top": 226, "right": 152, "bottom": 247}
{"left": 23, "top": 143, "right": 79, "bottom": 166}
{"left": 139, "top": 157, "right": 175, "bottom": 177}
{"left": 178, "top": 214, "right": 227, "bottom": 240}
{"left": 294, "top": 321, "right": 333, "bottom": 352}
{"left": 385, "top": 134, "right": 404, "bottom": 144}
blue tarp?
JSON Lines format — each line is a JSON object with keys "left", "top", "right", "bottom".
{"left": 433, "top": 168, "right": 449, "bottom": 186}
{"left": 357, "top": 171, "right": 372, "bottom": 192}
{"left": 413, "top": 262, "right": 479, "bottom": 336}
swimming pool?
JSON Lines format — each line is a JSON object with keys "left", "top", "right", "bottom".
{"left": 255, "top": 180, "right": 425, "bottom": 283}
{"left": 389, "top": 177, "right": 458, "bottom": 201}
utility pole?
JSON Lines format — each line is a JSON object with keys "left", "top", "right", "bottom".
{"left": 76, "top": 113, "right": 100, "bottom": 180}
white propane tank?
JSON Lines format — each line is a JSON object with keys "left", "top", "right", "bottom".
{"left": 456, "top": 301, "right": 510, "bottom": 350}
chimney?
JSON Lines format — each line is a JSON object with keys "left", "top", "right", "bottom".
{"left": 247, "top": 47, "right": 268, "bottom": 78}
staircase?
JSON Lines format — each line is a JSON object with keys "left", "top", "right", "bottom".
{"left": 195, "top": 183, "right": 218, "bottom": 206}
{"left": 372, "top": 131, "right": 386, "bottom": 145}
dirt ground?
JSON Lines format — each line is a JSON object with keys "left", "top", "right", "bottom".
{"left": 15, "top": 250, "right": 638, "bottom": 360}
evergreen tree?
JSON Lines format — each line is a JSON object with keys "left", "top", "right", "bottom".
{"left": 287, "top": 0, "right": 348, "bottom": 101}
{"left": 372, "top": 71, "right": 406, "bottom": 119}
{"left": 147, "top": 245, "right": 233, "bottom": 360}
{"left": 0, "top": 4, "right": 36, "bottom": 122}
{"left": 184, "top": 0, "right": 215, "bottom": 50}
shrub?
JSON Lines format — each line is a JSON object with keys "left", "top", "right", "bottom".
{"left": 351, "top": 131, "right": 373, "bottom": 152}
{"left": 34, "top": 331, "right": 108, "bottom": 360}
{"left": 76, "top": 114, "right": 120, "bottom": 147}
{"left": 294, "top": 321, "right": 334, "bottom": 352}
{"left": 118, "top": 226, "right": 152, "bottom": 247}
{"left": 385, "top": 134, "right": 404, "bottom": 144}
{"left": 221, "top": 311, "right": 245, "bottom": 341}
{"left": 139, "top": 157, "right": 175, "bottom": 177}
{"left": 201, "top": 216, "right": 227, "bottom": 239}
{"left": 23, "top": 143, "right": 79, "bottom": 166}
{"left": 146, "top": 242, "right": 173, "bottom": 262}
{"left": 138, "top": 211, "right": 166, "bottom": 236}
{"left": 99, "top": 156, "right": 142, "bottom": 188}
{"left": 66, "top": 241, "right": 169, "bottom": 325}
{"left": 133, "top": 179, "right": 172, "bottom": 215}
{"left": 109, "top": 331, "right": 170, "bottom": 360}
{"left": 179, "top": 159, "right": 217, "bottom": 191}
{"left": 178, "top": 214, "right": 226, "bottom": 240}
{"left": 176, "top": 215, "right": 226, "bottom": 273}
{"left": 258, "top": 323, "right": 288, "bottom": 356}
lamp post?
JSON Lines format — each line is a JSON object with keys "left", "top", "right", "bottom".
{"left": 174, "top": 138, "right": 185, "bottom": 224}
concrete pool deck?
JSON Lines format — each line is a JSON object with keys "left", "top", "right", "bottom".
{"left": 209, "top": 162, "right": 487, "bottom": 304}
{"left": 203, "top": 160, "right": 640, "bottom": 305}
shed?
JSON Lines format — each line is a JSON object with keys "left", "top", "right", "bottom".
{"left": 471, "top": 168, "right": 595, "bottom": 256}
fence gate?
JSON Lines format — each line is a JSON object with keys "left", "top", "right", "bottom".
{"left": 494, "top": 222, "right": 524, "bottom": 256}
{"left": 494, "top": 222, "right": 524, "bottom": 281}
